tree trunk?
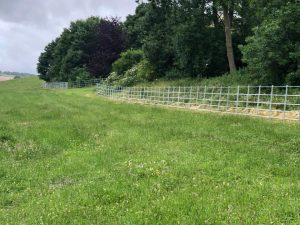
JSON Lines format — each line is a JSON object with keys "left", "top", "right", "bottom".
{"left": 223, "top": 4, "right": 237, "bottom": 73}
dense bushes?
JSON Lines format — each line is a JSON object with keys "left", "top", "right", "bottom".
{"left": 241, "top": 4, "right": 300, "bottom": 85}
{"left": 112, "top": 49, "right": 144, "bottom": 76}
{"left": 107, "top": 51, "right": 155, "bottom": 86}
{"left": 124, "top": 1, "right": 229, "bottom": 79}
{"left": 38, "top": 1, "right": 300, "bottom": 86}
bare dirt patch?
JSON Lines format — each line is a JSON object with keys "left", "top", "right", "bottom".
{"left": 0, "top": 76, "right": 14, "bottom": 82}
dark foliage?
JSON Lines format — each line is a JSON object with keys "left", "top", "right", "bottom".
{"left": 85, "top": 18, "right": 126, "bottom": 78}
{"left": 37, "top": 17, "right": 126, "bottom": 81}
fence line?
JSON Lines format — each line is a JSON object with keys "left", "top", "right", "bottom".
{"left": 42, "top": 82, "right": 68, "bottom": 89}
{"left": 96, "top": 84, "right": 300, "bottom": 121}
{"left": 43, "top": 79, "right": 104, "bottom": 89}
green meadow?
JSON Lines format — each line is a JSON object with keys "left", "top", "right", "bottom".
{"left": 1, "top": 77, "right": 300, "bottom": 224}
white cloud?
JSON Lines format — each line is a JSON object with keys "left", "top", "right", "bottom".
{"left": 0, "top": 0, "right": 137, "bottom": 73}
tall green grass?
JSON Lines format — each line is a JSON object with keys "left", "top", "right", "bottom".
{"left": 136, "top": 71, "right": 255, "bottom": 87}
{"left": 1, "top": 77, "right": 300, "bottom": 224}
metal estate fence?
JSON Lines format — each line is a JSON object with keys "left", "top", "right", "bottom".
{"left": 43, "top": 79, "right": 103, "bottom": 89}
{"left": 96, "top": 84, "right": 300, "bottom": 121}
{"left": 43, "top": 82, "right": 69, "bottom": 89}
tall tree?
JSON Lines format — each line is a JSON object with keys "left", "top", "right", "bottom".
{"left": 125, "top": 0, "right": 230, "bottom": 78}
{"left": 241, "top": 3, "right": 300, "bottom": 85}
{"left": 222, "top": 2, "right": 237, "bottom": 72}
{"left": 37, "top": 17, "right": 126, "bottom": 81}
{"left": 37, "top": 39, "right": 58, "bottom": 81}
{"left": 85, "top": 18, "right": 126, "bottom": 78}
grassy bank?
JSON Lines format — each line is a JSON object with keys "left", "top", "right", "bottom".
{"left": 1, "top": 78, "right": 300, "bottom": 224}
{"left": 135, "top": 72, "right": 255, "bottom": 87}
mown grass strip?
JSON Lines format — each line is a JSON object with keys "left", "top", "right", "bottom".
{"left": 0, "top": 78, "right": 300, "bottom": 224}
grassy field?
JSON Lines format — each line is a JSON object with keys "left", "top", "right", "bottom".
{"left": 1, "top": 78, "right": 300, "bottom": 224}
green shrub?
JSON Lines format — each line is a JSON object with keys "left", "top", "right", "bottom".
{"left": 165, "top": 69, "right": 188, "bottom": 80}
{"left": 199, "top": 70, "right": 256, "bottom": 86}
{"left": 240, "top": 4, "right": 300, "bottom": 85}
{"left": 112, "top": 49, "right": 144, "bottom": 75}
{"left": 70, "top": 67, "right": 90, "bottom": 81}
{"left": 136, "top": 59, "right": 156, "bottom": 81}
{"left": 286, "top": 71, "right": 300, "bottom": 86}
{"left": 105, "top": 72, "right": 120, "bottom": 84}
{"left": 107, "top": 58, "right": 156, "bottom": 86}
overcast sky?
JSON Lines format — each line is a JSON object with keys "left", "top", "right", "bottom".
{"left": 0, "top": 0, "right": 138, "bottom": 74}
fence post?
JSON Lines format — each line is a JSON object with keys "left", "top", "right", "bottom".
{"left": 178, "top": 86, "right": 181, "bottom": 105}
{"left": 256, "top": 85, "right": 261, "bottom": 115}
{"left": 131, "top": 87, "right": 133, "bottom": 100}
{"left": 246, "top": 85, "right": 250, "bottom": 110}
{"left": 284, "top": 85, "right": 288, "bottom": 120}
{"left": 226, "top": 86, "right": 230, "bottom": 111}
{"left": 189, "top": 87, "right": 192, "bottom": 108}
{"left": 129, "top": 87, "right": 132, "bottom": 100}
{"left": 236, "top": 86, "right": 240, "bottom": 113}
{"left": 140, "top": 87, "right": 143, "bottom": 100}
{"left": 196, "top": 86, "right": 199, "bottom": 107}
{"left": 161, "top": 87, "right": 164, "bottom": 104}
{"left": 218, "top": 86, "right": 223, "bottom": 111}
{"left": 167, "top": 87, "right": 170, "bottom": 104}
{"left": 163, "top": 87, "right": 166, "bottom": 104}
{"left": 183, "top": 86, "right": 186, "bottom": 107}
{"left": 210, "top": 87, "right": 215, "bottom": 107}
{"left": 202, "top": 86, "right": 207, "bottom": 108}
{"left": 269, "top": 85, "right": 274, "bottom": 118}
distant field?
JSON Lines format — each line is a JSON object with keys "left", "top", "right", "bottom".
{"left": 0, "top": 75, "right": 14, "bottom": 82}
{"left": 1, "top": 77, "right": 300, "bottom": 224}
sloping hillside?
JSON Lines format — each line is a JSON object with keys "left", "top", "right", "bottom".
{"left": 1, "top": 78, "right": 300, "bottom": 224}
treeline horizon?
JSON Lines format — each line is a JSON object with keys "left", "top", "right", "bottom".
{"left": 0, "top": 70, "right": 36, "bottom": 77}
{"left": 38, "top": 0, "right": 300, "bottom": 86}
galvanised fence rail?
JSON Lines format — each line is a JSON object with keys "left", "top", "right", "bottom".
{"left": 43, "top": 82, "right": 69, "bottom": 89}
{"left": 96, "top": 84, "right": 300, "bottom": 121}
{"left": 43, "top": 79, "right": 104, "bottom": 89}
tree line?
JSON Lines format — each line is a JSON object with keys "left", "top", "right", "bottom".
{"left": 0, "top": 70, "right": 35, "bottom": 77}
{"left": 38, "top": 0, "right": 300, "bottom": 85}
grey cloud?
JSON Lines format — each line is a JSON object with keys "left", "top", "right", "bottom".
{"left": 0, "top": 0, "right": 137, "bottom": 73}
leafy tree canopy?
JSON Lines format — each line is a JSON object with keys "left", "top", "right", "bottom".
{"left": 241, "top": 3, "right": 300, "bottom": 85}
{"left": 37, "top": 17, "right": 126, "bottom": 82}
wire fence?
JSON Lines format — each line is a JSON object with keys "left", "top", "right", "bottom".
{"left": 42, "top": 82, "right": 69, "bottom": 89}
{"left": 43, "top": 79, "right": 104, "bottom": 89}
{"left": 96, "top": 84, "right": 300, "bottom": 121}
